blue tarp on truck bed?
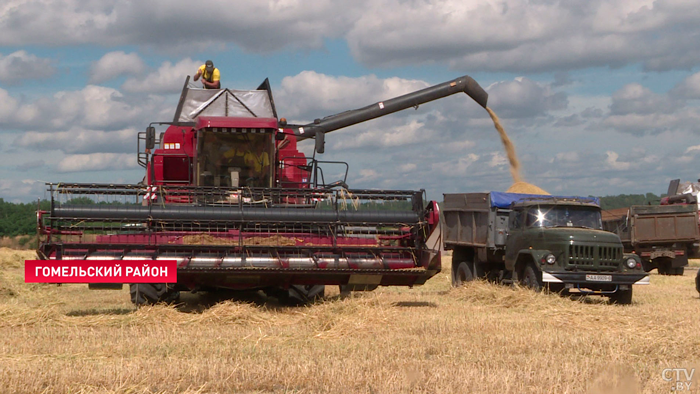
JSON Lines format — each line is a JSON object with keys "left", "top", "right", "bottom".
{"left": 489, "top": 192, "right": 600, "bottom": 209}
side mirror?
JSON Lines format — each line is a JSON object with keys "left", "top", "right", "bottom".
{"left": 145, "top": 126, "right": 156, "bottom": 150}
{"left": 315, "top": 131, "right": 325, "bottom": 154}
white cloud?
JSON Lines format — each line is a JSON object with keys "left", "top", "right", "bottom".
{"left": 602, "top": 82, "right": 700, "bottom": 135}
{"left": 0, "top": 85, "right": 167, "bottom": 132}
{"left": 15, "top": 160, "right": 45, "bottom": 171}
{"left": 0, "top": 0, "right": 357, "bottom": 52}
{"left": 671, "top": 71, "right": 700, "bottom": 100}
{"left": 685, "top": 145, "right": 700, "bottom": 154}
{"left": 554, "top": 152, "right": 580, "bottom": 163}
{"left": 57, "top": 153, "right": 138, "bottom": 172}
{"left": 354, "top": 168, "right": 379, "bottom": 183}
{"left": 0, "top": 50, "right": 55, "bottom": 84}
{"left": 398, "top": 163, "right": 417, "bottom": 172}
{"left": 0, "top": 179, "right": 45, "bottom": 202}
{"left": 331, "top": 119, "right": 430, "bottom": 150}
{"left": 0, "top": 88, "right": 19, "bottom": 119}
{"left": 487, "top": 77, "right": 568, "bottom": 118}
{"left": 605, "top": 151, "right": 631, "bottom": 171}
{"left": 122, "top": 58, "right": 201, "bottom": 94}
{"left": 488, "top": 152, "right": 508, "bottom": 167}
{"left": 439, "top": 140, "right": 477, "bottom": 154}
{"left": 2, "top": 1, "right": 699, "bottom": 74}
{"left": 277, "top": 71, "right": 429, "bottom": 119}
{"left": 346, "top": 0, "right": 700, "bottom": 72}
{"left": 432, "top": 153, "right": 480, "bottom": 177}
{"left": 89, "top": 51, "right": 146, "bottom": 84}
{"left": 14, "top": 128, "right": 136, "bottom": 154}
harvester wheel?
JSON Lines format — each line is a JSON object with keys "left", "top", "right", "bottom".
{"left": 609, "top": 288, "right": 633, "bottom": 305}
{"left": 452, "top": 262, "right": 474, "bottom": 287}
{"left": 129, "top": 283, "right": 179, "bottom": 306}
{"left": 520, "top": 264, "right": 542, "bottom": 291}
{"left": 287, "top": 285, "right": 325, "bottom": 305}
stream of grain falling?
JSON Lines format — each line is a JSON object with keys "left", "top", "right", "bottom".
{"left": 486, "top": 106, "right": 521, "bottom": 183}
{"left": 485, "top": 106, "right": 550, "bottom": 195}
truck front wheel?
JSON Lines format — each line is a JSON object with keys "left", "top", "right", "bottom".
{"left": 521, "top": 264, "right": 542, "bottom": 291}
{"left": 609, "top": 288, "right": 633, "bottom": 305}
{"left": 453, "top": 262, "right": 474, "bottom": 287}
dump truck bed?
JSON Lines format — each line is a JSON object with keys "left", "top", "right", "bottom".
{"left": 604, "top": 204, "right": 700, "bottom": 246}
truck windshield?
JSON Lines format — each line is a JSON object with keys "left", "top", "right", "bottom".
{"left": 525, "top": 206, "right": 603, "bottom": 229}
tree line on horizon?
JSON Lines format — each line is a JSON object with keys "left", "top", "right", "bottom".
{"left": 0, "top": 193, "right": 667, "bottom": 237}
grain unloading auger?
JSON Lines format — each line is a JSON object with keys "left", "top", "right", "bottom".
{"left": 38, "top": 75, "right": 488, "bottom": 305}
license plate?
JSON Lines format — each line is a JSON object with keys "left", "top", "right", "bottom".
{"left": 586, "top": 274, "right": 612, "bottom": 282}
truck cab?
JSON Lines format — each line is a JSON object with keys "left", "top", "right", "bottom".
{"left": 506, "top": 199, "right": 647, "bottom": 299}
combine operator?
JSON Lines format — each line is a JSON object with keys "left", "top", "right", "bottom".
{"left": 193, "top": 59, "right": 220, "bottom": 89}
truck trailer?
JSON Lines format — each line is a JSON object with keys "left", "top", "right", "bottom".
{"left": 602, "top": 204, "right": 699, "bottom": 275}
{"left": 443, "top": 192, "right": 649, "bottom": 304}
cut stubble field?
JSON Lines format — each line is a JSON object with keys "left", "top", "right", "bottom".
{"left": 0, "top": 247, "right": 699, "bottom": 393}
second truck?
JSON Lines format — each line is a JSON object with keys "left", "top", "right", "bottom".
{"left": 443, "top": 192, "right": 649, "bottom": 304}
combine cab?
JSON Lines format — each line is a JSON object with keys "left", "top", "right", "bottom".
{"left": 37, "top": 75, "right": 488, "bottom": 305}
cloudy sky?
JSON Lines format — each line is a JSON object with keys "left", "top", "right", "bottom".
{"left": 2, "top": 0, "right": 700, "bottom": 202}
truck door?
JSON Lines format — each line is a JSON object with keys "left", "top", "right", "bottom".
{"left": 504, "top": 209, "right": 524, "bottom": 270}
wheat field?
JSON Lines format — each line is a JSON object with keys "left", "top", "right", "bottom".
{"left": 1, "top": 247, "right": 699, "bottom": 393}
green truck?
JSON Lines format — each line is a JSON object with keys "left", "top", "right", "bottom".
{"left": 442, "top": 192, "right": 649, "bottom": 304}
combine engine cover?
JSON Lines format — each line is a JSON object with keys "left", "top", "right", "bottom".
{"left": 38, "top": 183, "right": 441, "bottom": 292}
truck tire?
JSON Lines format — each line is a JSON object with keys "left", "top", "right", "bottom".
{"left": 453, "top": 262, "right": 474, "bottom": 287}
{"left": 609, "top": 288, "right": 633, "bottom": 305}
{"left": 656, "top": 258, "right": 678, "bottom": 275}
{"left": 672, "top": 266, "right": 685, "bottom": 276}
{"left": 520, "top": 264, "right": 542, "bottom": 291}
{"left": 130, "top": 283, "right": 179, "bottom": 306}
{"left": 695, "top": 269, "right": 700, "bottom": 295}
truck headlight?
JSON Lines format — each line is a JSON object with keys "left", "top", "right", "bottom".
{"left": 626, "top": 258, "right": 637, "bottom": 269}
{"left": 545, "top": 254, "right": 556, "bottom": 264}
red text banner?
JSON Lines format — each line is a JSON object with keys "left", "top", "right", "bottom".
{"left": 25, "top": 260, "right": 177, "bottom": 283}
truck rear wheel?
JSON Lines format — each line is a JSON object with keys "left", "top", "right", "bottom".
{"left": 609, "top": 288, "right": 633, "bottom": 305}
{"left": 656, "top": 258, "right": 683, "bottom": 275}
{"left": 521, "top": 264, "right": 542, "bottom": 291}
{"left": 453, "top": 262, "right": 474, "bottom": 287}
{"left": 129, "top": 283, "right": 179, "bottom": 306}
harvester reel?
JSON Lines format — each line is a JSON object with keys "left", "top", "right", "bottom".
{"left": 130, "top": 283, "right": 180, "bottom": 306}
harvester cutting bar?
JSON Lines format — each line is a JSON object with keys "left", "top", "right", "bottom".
{"left": 39, "top": 183, "right": 436, "bottom": 280}
{"left": 51, "top": 205, "right": 419, "bottom": 224}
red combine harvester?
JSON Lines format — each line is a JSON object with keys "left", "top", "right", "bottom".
{"left": 37, "top": 75, "right": 488, "bottom": 305}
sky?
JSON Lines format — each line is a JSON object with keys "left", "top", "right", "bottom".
{"left": 2, "top": 0, "right": 700, "bottom": 203}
